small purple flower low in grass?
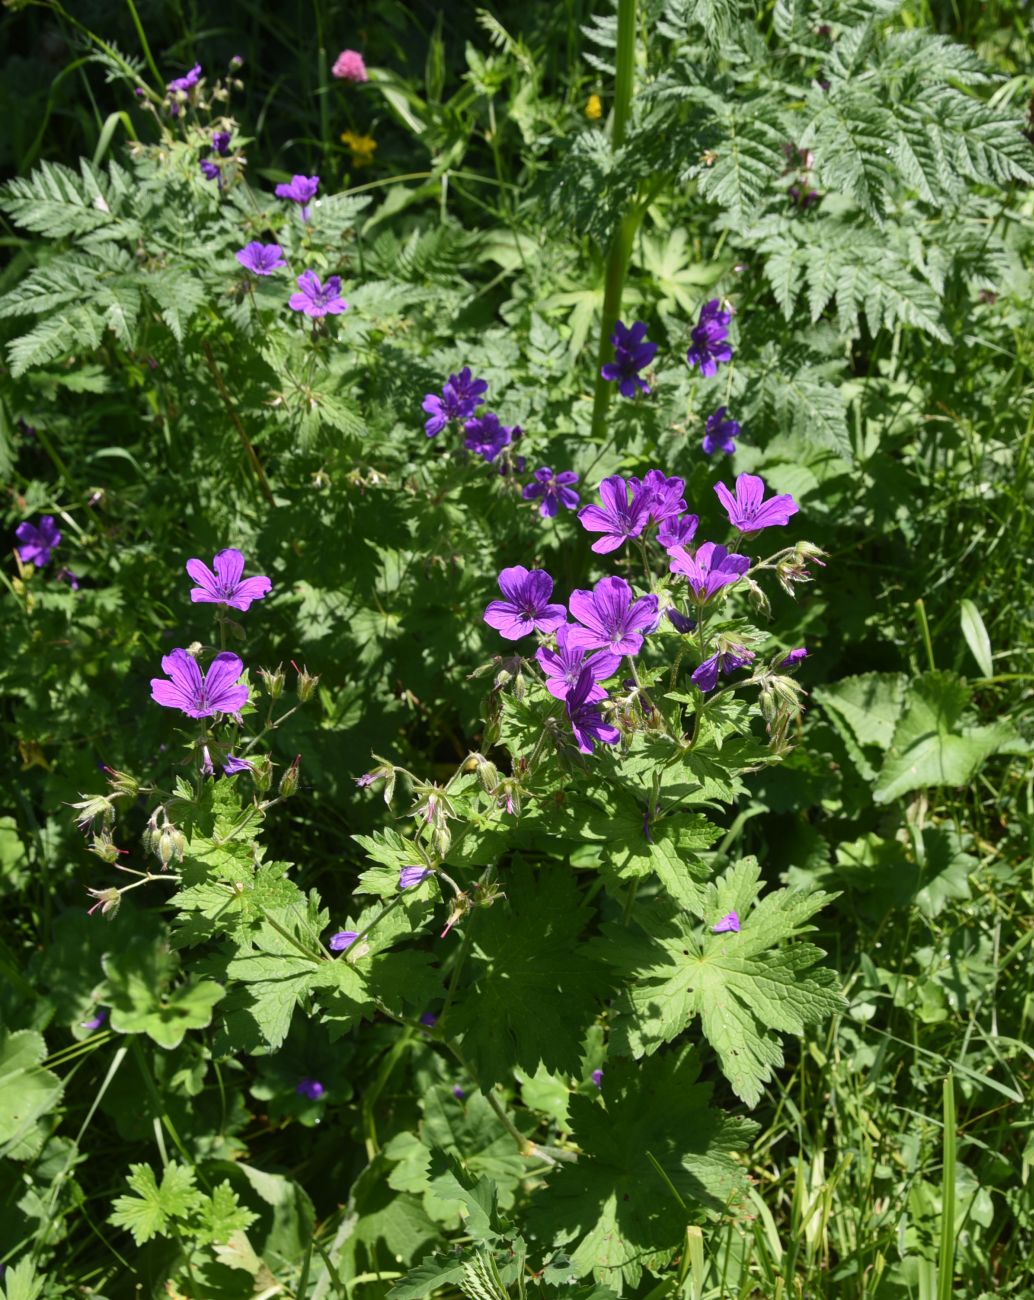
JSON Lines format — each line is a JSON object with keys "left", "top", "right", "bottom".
{"left": 780, "top": 647, "right": 809, "bottom": 668}
{"left": 452, "top": 1084, "right": 466, "bottom": 1100}
{"left": 464, "top": 412, "right": 517, "bottom": 463}
{"left": 80, "top": 1008, "right": 107, "bottom": 1031}
{"left": 186, "top": 547, "right": 271, "bottom": 611}
{"left": 690, "top": 646, "right": 755, "bottom": 693}
{"left": 566, "top": 666, "right": 621, "bottom": 754}
{"left": 399, "top": 866, "right": 433, "bottom": 890}
{"left": 536, "top": 624, "right": 620, "bottom": 702}
{"left": 15, "top": 515, "right": 60, "bottom": 566}
{"left": 483, "top": 566, "right": 566, "bottom": 640}
{"left": 275, "top": 174, "right": 319, "bottom": 220}
{"left": 637, "top": 470, "right": 686, "bottom": 525}
{"left": 715, "top": 473, "right": 799, "bottom": 533}
{"left": 420, "top": 1012, "right": 438, "bottom": 1027}
{"left": 657, "top": 513, "right": 699, "bottom": 551}
{"left": 577, "top": 475, "right": 650, "bottom": 554}
{"left": 712, "top": 911, "right": 741, "bottom": 933}
{"left": 211, "top": 131, "right": 231, "bottom": 156}
{"left": 150, "top": 650, "right": 249, "bottom": 718}
{"left": 329, "top": 930, "right": 358, "bottom": 951}
{"left": 601, "top": 320, "right": 657, "bottom": 397}
{"left": 668, "top": 541, "right": 750, "bottom": 602}
{"left": 200, "top": 159, "right": 220, "bottom": 182}
{"left": 591, "top": 1069, "right": 603, "bottom": 1089}
{"left": 523, "top": 467, "right": 580, "bottom": 518}
{"left": 289, "top": 270, "right": 347, "bottom": 318}
{"left": 568, "top": 576, "right": 659, "bottom": 657}
{"left": 296, "top": 1078, "right": 325, "bottom": 1100}
{"left": 703, "top": 407, "right": 740, "bottom": 456}
{"left": 168, "top": 63, "right": 202, "bottom": 94}
{"left": 686, "top": 299, "right": 733, "bottom": 378}
{"left": 236, "top": 242, "right": 286, "bottom": 275}
{"left": 223, "top": 754, "right": 253, "bottom": 776}
{"left": 422, "top": 367, "right": 487, "bottom": 436}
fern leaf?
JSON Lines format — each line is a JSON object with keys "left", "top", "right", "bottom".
{"left": 698, "top": 103, "right": 787, "bottom": 225}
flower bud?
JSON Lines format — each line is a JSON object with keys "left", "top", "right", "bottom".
{"left": 250, "top": 754, "right": 273, "bottom": 793}
{"left": 744, "top": 578, "right": 771, "bottom": 620}
{"left": 475, "top": 757, "right": 500, "bottom": 794}
{"left": 158, "top": 824, "right": 185, "bottom": 867}
{"left": 512, "top": 669, "right": 527, "bottom": 701}
{"left": 293, "top": 663, "right": 320, "bottom": 702}
{"left": 89, "top": 832, "right": 121, "bottom": 864}
{"left": 279, "top": 755, "right": 301, "bottom": 798}
{"left": 258, "top": 664, "right": 285, "bottom": 700}
{"left": 87, "top": 887, "right": 121, "bottom": 919}
{"left": 431, "top": 821, "right": 452, "bottom": 859}
{"left": 103, "top": 768, "right": 141, "bottom": 799}
{"left": 230, "top": 54, "right": 244, "bottom": 69}
{"left": 69, "top": 793, "right": 115, "bottom": 834}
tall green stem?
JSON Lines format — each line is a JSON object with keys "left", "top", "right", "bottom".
{"left": 590, "top": 0, "right": 639, "bottom": 443}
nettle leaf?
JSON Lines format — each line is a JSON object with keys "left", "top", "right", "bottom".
{"left": 602, "top": 860, "right": 843, "bottom": 1107}
{"left": 527, "top": 1049, "right": 756, "bottom": 1290}
{"left": 873, "top": 670, "right": 1026, "bottom": 803}
{"left": 110, "top": 1162, "right": 201, "bottom": 1245}
{"left": 448, "top": 864, "right": 611, "bottom": 1088}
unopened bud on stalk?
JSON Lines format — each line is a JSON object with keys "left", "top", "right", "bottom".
{"left": 158, "top": 824, "right": 186, "bottom": 867}
{"left": 279, "top": 756, "right": 301, "bottom": 798}
{"left": 431, "top": 821, "right": 452, "bottom": 858}
{"left": 512, "top": 670, "right": 527, "bottom": 701}
{"left": 744, "top": 578, "right": 771, "bottom": 619}
{"left": 475, "top": 756, "right": 500, "bottom": 794}
{"left": 292, "top": 662, "right": 320, "bottom": 702}
{"left": 103, "top": 767, "right": 140, "bottom": 799}
{"left": 87, "top": 887, "right": 121, "bottom": 919}
{"left": 250, "top": 754, "right": 273, "bottom": 793}
{"left": 90, "top": 832, "right": 121, "bottom": 864}
{"left": 258, "top": 664, "right": 285, "bottom": 700}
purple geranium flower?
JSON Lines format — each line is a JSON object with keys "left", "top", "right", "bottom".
{"left": 690, "top": 646, "right": 755, "bottom": 693}
{"left": 577, "top": 475, "right": 650, "bottom": 554}
{"left": 422, "top": 367, "right": 488, "bottom": 437}
{"left": 715, "top": 473, "right": 799, "bottom": 533}
{"left": 780, "top": 647, "right": 809, "bottom": 668}
{"left": 57, "top": 567, "right": 80, "bottom": 590}
{"left": 568, "top": 576, "right": 659, "bottom": 656}
{"left": 420, "top": 1012, "right": 438, "bottom": 1027}
{"left": 15, "top": 515, "right": 61, "bottom": 566}
{"left": 296, "top": 1078, "right": 325, "bottom": 1099}
{"left": 186, "top": 547, "right": 272, "bottom": 611}
{"left": 200, "top": 159, "right": 220, "bottom": 182}
{"left": 275, "top": 174, "right": 320, "bottom": 220}
{"left": 400, "top": 866, "right": 433, "bottom": 889}
{"left": 536, "top": 624, "right": 620, "bottom": 703}
{"left": 80, "top": 1008, "right": 107, "bottom": 1031}
{"left": 601, "top": 320, "right": 658, "bottom": 398}
{"left": 665, "top": 607, "right": 697, "bottom": 635}
{"left": 523, "top": 467, "right": 580, "bottom": 518}
{"left": 289, "top": 270, "right": 347, "bottom": 318}
{"left": 463, "top": 412, "right": 516, "bottom": 463}
{"left": 212, "top": 131, "right": 231, "bottom": 156}
{"left": 712, "top": 911, "right": 741, "bottom": 933}
{"left": 566, "top": 666, "right": 621, "bottom": 754}
{"left": 657, "top": 514, "right": 699, "bottom": 550}
{"left": 483, "top": 566, "right": 566, "bottom": 640}
{"left": 668, "top": 541, "right": 751, "bottom": 601}
{"left": 236, "top": 242, "right": 286, "bottom": 275}
{"left": 686, "top": 299, "right": 733, "bottom": 378}
{"left": 703, "top": 407, "right": 740, "bottom": 456}
{"left": 150, "top": 649, "right": 249, "bottom": 718}
{"left": 167, "top": 63, "right": 202, "bottom": 93}
{"left": 591, "top": 1068, "right": 603, "bottom": 1089}
{"left": 452, "top": 1084, "right": 466, "bottom": 1099}
{"left": 329, "top": 930, "right": 358, "bottom": 951}
{"left": 223, "top": 754, "right": 253, "bottom": 775}
{"left": 637, "top": 470, "right": 686, "bottom": 525}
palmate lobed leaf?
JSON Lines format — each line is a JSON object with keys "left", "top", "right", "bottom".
{"left": 599, "top": 859, "right": 844, "bottom": 1107}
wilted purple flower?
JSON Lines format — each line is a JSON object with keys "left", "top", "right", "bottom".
{"left": 703, "top": 407, "right": 740, "bottom": 456}
{"left": 715, "top": 473, "right": 799, "bottom": 533}
{"left": 691, "top": 646, "right": 755, "bottom": 693}
{"left": 483, "top": 566, "right": 566, "bottom": 641}
{"left": 422, "top": 367, "right": 488, "bottom": 437}
{"left": 186, "top": 547, "right": 272, "bottom": 611}
{"left": 296, "top": 1078, "right": 325, "bottom": 1100}
{"left": 167, "top": 63, "right": 202, "bottom": 94}
{"left": 223, "top": 754, "right": 253, "bottom": 775}
{"left": 200, "top": 159, "right": 220, "bottom": 182}
{"left": 329, "top": 930, "right": 358, "bottom": 951}
{"left": 601, "top": 320, "right": 657, "bottom": 398}
{"left": 536, "top": 624, "right": 620, "bottom": 702}
{"left": 15, "top": 515, "right": 61, "bottom": 566}
{"left": 665, "top": 608, "right": 697, "bottom": 635}
{"left": 657, "top": 514, "right": 699, "bottom": 550}
{"left": 355, "top": 772, "right": 377, "bottom": 788}
{"left": 81, "top": 1008, "right": 107, "bottom": 1031}
{"left": 420, "top": 1012, "right": 438, "bottom": 1027}
{"left": 333, "top": 49, "right": 368, "bottom": 82}
{"left": 568, "top": 576, "right": 659, "bottom": 656}
{"left": 577, "top": 475, "right": 650, "bottom": 554}
{"left": 523, "top": 467, "right": 580, "bottom": 518}
{"left": 637, "top": 470, "right": 686, "bottom": 525}
{"left": 275, "top": 174, "right": 319, "bottom": 220}
{"left": 236, "top": 242, "right": 287, "bottom": 275}
{"left": 591, "top": 1069, "right": 603, "bottom": 1089}
{"left": 399, "top": 866, "right": 433, "bottom": 890}
{"left": 463, "top": 412, "right": 516, "bottom": 463}
{"left": 57, "top": 567, "right": 80, "bottom": 590}
{"left": 669, "top": 541, "right": 751, "bottom": 601}
{"left": 712, "top": 911, "right": 740, "bottom": 933}
{"left": 686, "top": 299, "right": 733, "bottom": 378}
{"left": 150, "top": 649, "right": 249, "bottom": 717}
{"left": 211, "top": 131, "right": 231, "bottom": 156}
{"left": 780, "top": 647, "right": 809, "bottom": 668}
{"left": 566, "top": 666, "right": 621, "bottom": 754}
{"left": 289, "top": 270, "right": 347, "bottom": 318}
{"left": 452, "top": 1084, "right": 466, "bottom": 1100}
{"left": 201, "top": 745, "right": 215, "bottom": 777}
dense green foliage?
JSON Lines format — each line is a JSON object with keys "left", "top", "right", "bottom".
{"left": 1, "top": 1, "right": 1032, "bottom": 1298}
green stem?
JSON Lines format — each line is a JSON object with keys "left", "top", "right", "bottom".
{"left": 123, "top": 0, "right": 163, "bottom": 86}
{"left": 201, "top": 341, "right": 276, "bottom": 506}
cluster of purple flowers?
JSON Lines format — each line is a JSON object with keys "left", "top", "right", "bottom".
{"left": 235, "top": 235, "right": 348, "bottom": 320}
{"left": 577, "top": 471, "right": 696, "bottom": 555}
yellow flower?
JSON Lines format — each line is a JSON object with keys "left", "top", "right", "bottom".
{"left": 340, "top": 129, "right": 377, "bottom": 168}
{"left": 585, "top": 94, "right": 603, "bottom": 121}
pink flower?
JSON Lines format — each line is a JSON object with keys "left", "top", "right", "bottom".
{"left": 332, "top": 49, "right": 368, "bottom": 82}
